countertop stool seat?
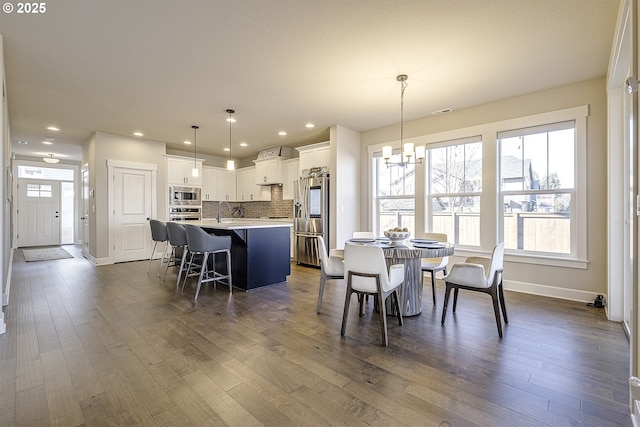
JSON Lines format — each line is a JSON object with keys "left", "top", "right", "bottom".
{"left": 147, "top": 219, "right": 169, "bottom": 276}
{"left": 184, "top": 224, "right": 233, "bottom": 300}
{"left": 164, "top": 222, "right": 189, "bottom": 286}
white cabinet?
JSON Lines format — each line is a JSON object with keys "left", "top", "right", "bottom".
{"left": 217, "top": 169, "right": 237, "bottom": 201}
{"left": 237, "top": 167, "right": 271, "bottom": 201}
{"left": 167, "top": 155, "right": 203, "bottom": 186}
{"left": 202, "top": 166, "right": 218, "bottom": 201}
{"left": 254, "top": 158, "right": 283, "bottom": 185}
{"left": 298, "top": 142, "right": 330, "bottom": 172}
{"left": 282, "top": 159, "right": 299, "bottom": 200}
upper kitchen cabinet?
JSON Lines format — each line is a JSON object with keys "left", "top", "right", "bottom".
{"left": 202, "top": 166, "right": 218, "bottom": 201}
{"left": 217, "top": 169, "right": 237, "bottom": 201}
{"left": 282, "top": 159, "right": 299, "bottom": 200}
{"left": 253, "top": 157, "right": 283, "bottom": 185}
{"left": 167, "top": 155, "right": 204, "bottom": 186}
{"left": 237, "top": 167, "right": 271, "bottom": 201}
{"left": 298, "top": 142, "right": 329, "bottom": 172}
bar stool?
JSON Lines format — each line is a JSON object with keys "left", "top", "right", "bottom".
{"left": 147, "top": 219, "right": 169, "bottom": 276}
{"left": 164, "top": 222, "right": 189, "bottom": 286}
{"left": 183, "top": 224, "right": 233, "bottom": 300}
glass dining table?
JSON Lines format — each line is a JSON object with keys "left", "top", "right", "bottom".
{"left": 346, "top": 238, "right": 455, "bottom": 316}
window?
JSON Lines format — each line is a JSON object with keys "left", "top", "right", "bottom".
{"left": 428, "top": 138, "right": 482, "bottom": 246}
{"left": 18, "top": 165, "right": 74, "bottom": 181}
{"left": 373, "top": 153, "right": 415, "bottom": 235}
{"left": 499, "top": 121, "right": 575, "bottom": 255}
{"left": 26, "top": 183, "right": 52, "bottom": 198}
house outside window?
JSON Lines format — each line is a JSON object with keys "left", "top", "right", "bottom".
{"left": 499, "top": 121, "right": 575, "bottom": 255}
{"left": 373, "top": 153, "right": 415, "bottom": 235}
{"left": 427, "top": 138, "right": 482, "bottom": 246}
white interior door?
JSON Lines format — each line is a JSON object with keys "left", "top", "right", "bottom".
{"left": 112, "top": 166, "right": 153, "bottom": 263}
{"left": 82, "top": 168, "right": 90, "bottom": 258}
{"left": 17, "top": 179, "right": 61, "bottom": 247}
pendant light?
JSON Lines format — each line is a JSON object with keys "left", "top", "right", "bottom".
{"left": 382, "top": 74, "right": 425, "bottom": 167}
{"left": 191, "top": 125, "right": 199, "bottom": 177}
{"left": 226, "top": 109, "right": 235, "bottom": 171}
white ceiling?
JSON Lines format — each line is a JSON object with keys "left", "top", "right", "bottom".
{"left": 0, "top": 0, "right": 619, "bottom": 163}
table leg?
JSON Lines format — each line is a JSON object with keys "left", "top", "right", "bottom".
{"left": 386, "top": 256, "right": 422, "bottom": 316}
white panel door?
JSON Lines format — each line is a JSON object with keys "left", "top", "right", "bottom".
{"left": 82, "top": 168, "right": 90, "bottom": 258}
{"left": 113, "top": 167, "right": 153, "bottom": 263}
{"left": 17, "top": 179, "right": 60, "bottom": 247}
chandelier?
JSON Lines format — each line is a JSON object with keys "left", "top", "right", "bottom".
{"left": 226, "top": 109, "right": 235, "bottom": 171}
{"left": 382, "top": 74, "right": 425, "bottom": 167}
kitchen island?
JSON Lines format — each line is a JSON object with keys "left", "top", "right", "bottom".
{"left": 187, "top": 219, "right": 293, "bottom": 291}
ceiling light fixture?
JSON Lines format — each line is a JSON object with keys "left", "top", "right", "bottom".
{"left": 382, "top": 74, "right": 425, "bottom": 168}
{"left": 47, "top": 126, "right": 60, "bottom": 131}
{"left": 42, "top": 140, "right": 53, "bottom": 145}
{"left": 226, "top": 109, "right": 235, "bottom": 171}
{"left": 43, "top": 154, "right": 59, "bottom": 164}
{"left": 305, "top": 123, "right": 315, "bottom": 128}
{"left": 191, "top": 125, "right": 199, "bottom": 177}
{"left": 133, "top": 132, "right": 144, "bottom": 137}
{"left": 278, "top": 131, "right": 287, "bottom": 136}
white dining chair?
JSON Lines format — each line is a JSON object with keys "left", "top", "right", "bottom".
{"left": 441, "top": 242, "right": 508, "bottom": 337}
{"left": 316, "top": 236, "right": 344, "bottom": 314}
{"left": 420, "top": 232, "right": 449, "bottom": 305}
{"left": 341, "top": 244, "right": 404, "bottom": 346}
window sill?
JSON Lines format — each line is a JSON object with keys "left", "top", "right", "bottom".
{"left": 452, "top": 247, "right": 588, "bottom": 270}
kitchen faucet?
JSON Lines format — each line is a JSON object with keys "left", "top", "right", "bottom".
{"left": 217, "top": 201, "right": 231, "bottom": 223}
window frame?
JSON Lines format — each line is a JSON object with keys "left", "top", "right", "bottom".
{"left": 367, "top": 105, "right": 588, "bottom": 269}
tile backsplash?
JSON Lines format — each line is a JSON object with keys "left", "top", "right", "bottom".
{"left": 202, "top": 185, "right": 293, "bottom": 219}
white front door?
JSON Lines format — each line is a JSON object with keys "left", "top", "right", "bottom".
{"left": 112, "top": 166, "right": 153, "bottom": 263}
{"left": 82, "top": 168, "right": 90, "bottom": 258}
{"left": 17, "top": 179, "right": 61, "bottom": 247}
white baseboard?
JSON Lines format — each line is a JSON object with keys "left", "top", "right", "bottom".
{"left": 504, "top": 279, "right": 604, "bottom": 303}
{"left": 2, "top": 248, "right": 13, "bottom": 307}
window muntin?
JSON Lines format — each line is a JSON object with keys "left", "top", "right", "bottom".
{"left": 428, "top": 140, "right": 482, "bottom": 246}
{"left": 500, "top": 121, "right": 575, "bottom": 255}
{"left": 26, "top": 183, "right": 52, "bottom": 198}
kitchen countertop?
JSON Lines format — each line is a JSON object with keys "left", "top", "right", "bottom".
{"left": 190, "top": 219, "right": 293, "bottom": 230}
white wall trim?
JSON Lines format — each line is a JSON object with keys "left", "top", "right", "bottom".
{"left": 504, "top": 279, "right": 602, "bottom": 303}
{"left": 2, "top": 247, "right": 12, "bottom": 306}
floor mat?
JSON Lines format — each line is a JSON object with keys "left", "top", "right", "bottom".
{"left": 22, "top": 247, "right": 73, "bottom": 262}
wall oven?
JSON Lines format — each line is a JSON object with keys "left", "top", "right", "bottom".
{"left": 169, "top": 186, "right": 201, "bottom": 206}
{"left": 169, "top": 206, "right": 201, "bottom": 221}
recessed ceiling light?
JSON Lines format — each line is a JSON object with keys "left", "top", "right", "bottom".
{"left": 47, "top": 126, "right": 60, "bottom": 131}
{"left": 431, "top": 108, "right": 453, "bottom": 115}
{"left": 226, "top": 118, "right": 237, "bottom": 123}
{"left": 183, "top": 140, "right": 192, "bottom": 145}
{"left": 133, "top": 132, "right": 144, "bottom": 137}
{"left": 278, "top": 131, "right": 287, "bottom": 136}
{"left": 17, "top": 140, "right": 28, "bottom": 145}
{"left": 42, "top": 140, "right": 53, "bottom": 145}
{"left": 223, "top": 147, "right": 230, "bottom": 152}
{"left": 305, "top": 123, "right": 315, "bottom": 128}
{"left": 240, "top": 142, "right": 247, "bottom": 147}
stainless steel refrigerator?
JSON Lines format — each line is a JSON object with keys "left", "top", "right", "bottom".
{"left": 294, "top": 174, "right": 329, "bottom": 267}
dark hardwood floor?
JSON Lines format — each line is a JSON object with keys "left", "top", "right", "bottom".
{"left": 0, "top": 245, "right": 631, "bottom": 426}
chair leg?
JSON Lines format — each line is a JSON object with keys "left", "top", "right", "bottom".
{"left": 358, "top": 294, "right": 365, "bottom": 317}
{"left": 225, "top": 249, "right": 233, "bottom": 293}
{"left": 430, "top": 272, "right": 437, "bottom": 305}
{"left": 194, "top": 252, "right": 209, "bottom": 300}
{"left": 163, "top": 246, "right": 176, "bottom": 281}
{"left": 452, "top": 288, "right": 459, "bottom": 312}
{"left": 489, "top": 286, "right": 503, "bottom": 338}
{"left": 341, "top": 287, "right": 353, "bottom": 337}
{"left": 317, "top": 270, "right": 327, "bottom": 314}
{"left": 377, "top": 287, "right": 389, "bottom": 347}
{"left": 393, "top": 289, "right": 403, "bottom": 326}
{"left": 441, "top": 283, "right": 453, "bottom": 324}
{"left": 157, "top": 241, "right": 169, "bottom": 277}
{"left": 176, "top": 248, "right": 188, "bottom": 288}
{"left": 146, "top": 241, "right": 158, "bottom": 273}
{"left": 182, "top": 252, "right": 195, "bottom": 291}
{"left": 498, "top": 281, "right": 508, "bottom": 324}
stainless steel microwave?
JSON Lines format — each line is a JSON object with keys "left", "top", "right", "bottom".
{"left": 169, "top": 186, "right": 201, "bottom": 206}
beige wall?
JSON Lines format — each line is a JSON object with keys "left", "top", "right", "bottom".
{"left": 84, "top": 132, "right": 167, "bottom": 261}
{"left": 361, "top": 77, "right": 608, "bottom": 298}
